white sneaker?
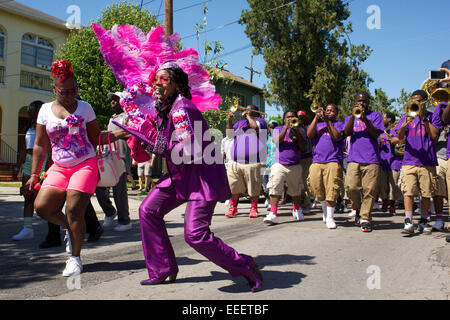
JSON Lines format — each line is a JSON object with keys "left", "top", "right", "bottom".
{"left": 12, "top": 227, "right": 34, "bottom": 241}
{"left": 64, "top": 230, "right": 72, "bottom": 254}
{"left": 418, "top": 219, "right": 432, "bottom": 235}
{"left": 103, "top": 213, "right": 117, "bottom": 228}
{"left": 62, "top": 256, "right": 82, "bottom": 277}
{"left": 294, "top": 209, "right": 305, "bottom": 221}
{"left": 113, "top": 223, "right": 132, "bottom": 232}
{"left": 348, "top": 210, "right": 356, "bottom": 218}
{"left": 401, "top": 218, "right": 415, "bottom": 235}
{"left": 224, "top": 199, "right": 230, "bottom": 206}
{"left": 432, "top": 220, "right": 444, "bottom": 231}
{"left": 263, "top": 213, "right": 279, "bottom": 225}
{"left": 326, "top": 217, "right": 337, "bottom": 229}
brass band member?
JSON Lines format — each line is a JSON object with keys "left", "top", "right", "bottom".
{"left": 343, "top": 92, "right": 385, "bottom": 232}
{"left": 307, "top": 104, "right": 345, "bottom": 229}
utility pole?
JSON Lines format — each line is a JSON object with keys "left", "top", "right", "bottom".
{"left": 245, "top": 56, "right": 261, "bottom": 83}
{"left": 165, "top": 0, "right": 173, "bottom": 37}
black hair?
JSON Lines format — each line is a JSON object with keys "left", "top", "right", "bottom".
{"left": 356, "top": 91, "right": 371, "bottom": 100}
{"left": 166, "top": 67, "right": 192, "bottom": 100}
{"left": 385, "top": 111, "right": 396, "bottom": 123}
{"left": 283, "top": 110, "right": 296, "bottom": 121}
{"left": 326, "top": 103, "right": 339, "bottom": 114}
{"left": 441, "top": 60, "right": 450, "bottom": 69}
{"left": 412, "top": 89, "right": 428, "bottom": 100}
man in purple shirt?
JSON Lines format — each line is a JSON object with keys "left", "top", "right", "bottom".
{"left": 343, "top": 92, "right": 385, "bottom": 232}
{"left": 378, "top": 112, "right": 402, "bottom": 215}
{"left": 397, "top": 90, "right": 439, "bottom": 236}
{"left": 307, "top": 104, "right": 345, "bottom": 229}
{"left": 225, "top": 105, "right": 267, "bottom": 218}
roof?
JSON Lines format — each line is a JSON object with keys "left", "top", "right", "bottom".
{"left": 215, "top": 68, "right": 263, "bottom": 91}
{"left": 0, "top": 1, "right": 68, "bottom": 30}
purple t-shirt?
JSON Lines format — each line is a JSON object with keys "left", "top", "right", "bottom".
{"left": 311, "top": 121, "right": 345, "bottom": 164}
{"left": 344, "top": 110, "right": 384, "bottom": 164}
{"left": 232, "top": 118, "right": 268, "bottom": 163}
{"left": 378, "top": 132, "right": 392, "bottom": 171}
{"left": 395, "top": 112, "right": 438, "bottom": 166}
{"left": 272, "top": 126, "right": 301, "bottom": 165}
{"left": 431, "top": 102, "right": 450, "bottom": 159}
{"left": 389, "top": 128, "right": 402, "bottom": 171}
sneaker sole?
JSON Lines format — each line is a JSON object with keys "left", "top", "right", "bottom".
{"left": 401, "top": 229, "right": 414, "bottom": 235}
{"left": 263, "top": 220, "right": 278, "bottom": 225}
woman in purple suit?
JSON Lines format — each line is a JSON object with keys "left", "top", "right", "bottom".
{"left": 116, "top": 62, "right": 263, "bottom": 291}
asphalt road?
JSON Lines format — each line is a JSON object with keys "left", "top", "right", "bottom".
{"left": 0, "top": 186, "right": 448, "bottom": 301}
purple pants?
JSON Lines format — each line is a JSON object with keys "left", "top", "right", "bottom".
{"left": 139, "top": 185, "right": 253, "bottom": 279}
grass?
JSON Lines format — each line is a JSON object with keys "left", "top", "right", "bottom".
{"left": 0, "top": 183, "right": 21, "bottom": 188}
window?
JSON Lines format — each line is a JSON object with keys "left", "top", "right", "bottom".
{"left": 252, "top": 95, "right": 260, "bottom": 107}
{"left": 0, "top": 28, "right": 5, "bottom": 59}
{"left": 21, "top": 33, "right": 54, "bottom": 70}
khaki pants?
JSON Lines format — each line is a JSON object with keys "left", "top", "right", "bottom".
{"left": 308, "top": 162, "right": 343, "bottom": 202}
{"left": 346, "top": 162, "right": 380, "bottom": 222}
{"left": 300, "top": 157, "right": 312, "bottom": 208}
{"left": 267, "top": 163, "right": 303, "bottom": 197}
{"left": 379, "top": 169, "right": 402, "bottom": 201}
{"left": 226, "top": 161, "right": 263, "bottom": 197}
{"left": 436, "top": 158, "right": 447, "bottom": 197}
{"left": 401, "top": 165, "right": 436, "bottom": 198}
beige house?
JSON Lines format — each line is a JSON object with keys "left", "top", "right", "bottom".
{"left": 0, "top": 1, "right": 69, "bottom": 180}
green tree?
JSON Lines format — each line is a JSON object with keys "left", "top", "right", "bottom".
{"left": 370, "top": 88, "right": 397, "bottom": 116}
{"left": 395, "top": 88, "right": 412, "bottom": 113}
{"left": 56, "top": 2, "right": 160, "bottom": 128}
{"left": 240, "top": 0, "right": 372, "bottom": 118}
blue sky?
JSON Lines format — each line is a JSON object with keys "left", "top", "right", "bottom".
{"left": 14, "top": 0, "right": 450, "bottom": 119}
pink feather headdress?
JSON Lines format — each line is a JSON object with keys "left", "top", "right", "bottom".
{"left": 93, "top": 24, "right": 222, "bottom": 122}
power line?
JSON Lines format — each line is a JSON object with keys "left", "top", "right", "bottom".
{"left": 181, "top": 0, "right": 297, "bottom": 39}
{"left": 155, "top": 0, "right": 212, "bottom": 18}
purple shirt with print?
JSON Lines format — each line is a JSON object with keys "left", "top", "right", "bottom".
{"left": 311, "top": 121, "right": 345, "bottom": 164}
{"left": 395, "top": 112, "right": 438, "bottom": 166}
{"left": 344, "top": 110, "right": 384, "bottom": 164}
{"left": 389, "top": 128, "right": 402, "bottom": 170}
{"left": 273, "top": 126, "right": 301, "bottom": 165}
{"left": 232, "top": 118, "right": 268, "bottom": 163}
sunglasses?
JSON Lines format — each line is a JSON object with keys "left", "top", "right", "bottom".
{"left": 54, "top": 86, "right": 78, "bottom": 96}
{"left": 152, "top": 75, "right": 171, "bottom": 86}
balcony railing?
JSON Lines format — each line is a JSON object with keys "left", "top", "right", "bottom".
{"left": 0, "top": 137, "right": 18, "bottom": 164}
{"left": 0, "top": 65, "right": 4, "bottom": 84}
{"left": 20, "top": 70, "right": 52, "bottom": 91}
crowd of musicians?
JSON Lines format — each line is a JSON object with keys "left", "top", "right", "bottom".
{"left": 222, "top": 63, "right": 450, "bottom": 239}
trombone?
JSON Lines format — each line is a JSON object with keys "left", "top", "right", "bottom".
{"left": 223, "top": 100, "right": 267, "bottom": 118}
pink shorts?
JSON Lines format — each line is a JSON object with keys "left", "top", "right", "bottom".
{"left": 42, "top": 157, "right": 99, "bottom": 194}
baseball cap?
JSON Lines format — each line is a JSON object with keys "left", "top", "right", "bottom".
{"left": 107, "top": 92, "right": 122, "bottom": 100}
{"left": 297, "top": 110, "right": 306, "bottom": 117}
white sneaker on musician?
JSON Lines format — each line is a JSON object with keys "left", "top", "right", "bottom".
{"left": 12, "top": 227, "right": 34, "bottom": 241}
{"left": 263, "top": 213, "right": 278, "bottom": 225}
{"left": 62, "top": 256, "right": 82, "bottom": 277}
{"left": 401, "top": 218, "right": 415, "bottom": 235}
{"left": 348, "top": 210, "right": 357, "bottom": 218}
{"left": 432, "top": 220, "right": 444, "bottom": 231}
{"left": 326, "top": 217, "right": 337, "bottom": 229}
{"left": 292, "top": 209, "right": 304, "bottom": 221}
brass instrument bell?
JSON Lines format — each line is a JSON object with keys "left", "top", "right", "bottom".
{"left": 404, "top": 100, "right": 421, "bottom": 118}
{"left": 352, "top": 106, "right": 363, "bottom": 118}
{"left": 429, "top": 88, "right": 450, "bottom": 106}
{"left": 289, "top": 117, "right": 299, "bottom": 128}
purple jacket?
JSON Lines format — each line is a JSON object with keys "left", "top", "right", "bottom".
{"left": 115, "top": 95, "right": 231, "bottom": 201}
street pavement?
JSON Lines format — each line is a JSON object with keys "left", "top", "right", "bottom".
{"left": 0, "top": 185, "right": 449, "bottom": 300}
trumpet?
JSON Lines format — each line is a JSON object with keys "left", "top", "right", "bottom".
{"left": 289, "top": 117, "right": 300, "bottom": 128}
{"left": 310, "top": 102, "right": 322, "bottom": 113}
{"left": 352, "top": 106, "right": 364, "bottom": 118}
{"left": 404, "top": 100, "right": 422, "bottom": 118}
{"left": 226, "top": 100, "right": 267, "bottom": 118}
